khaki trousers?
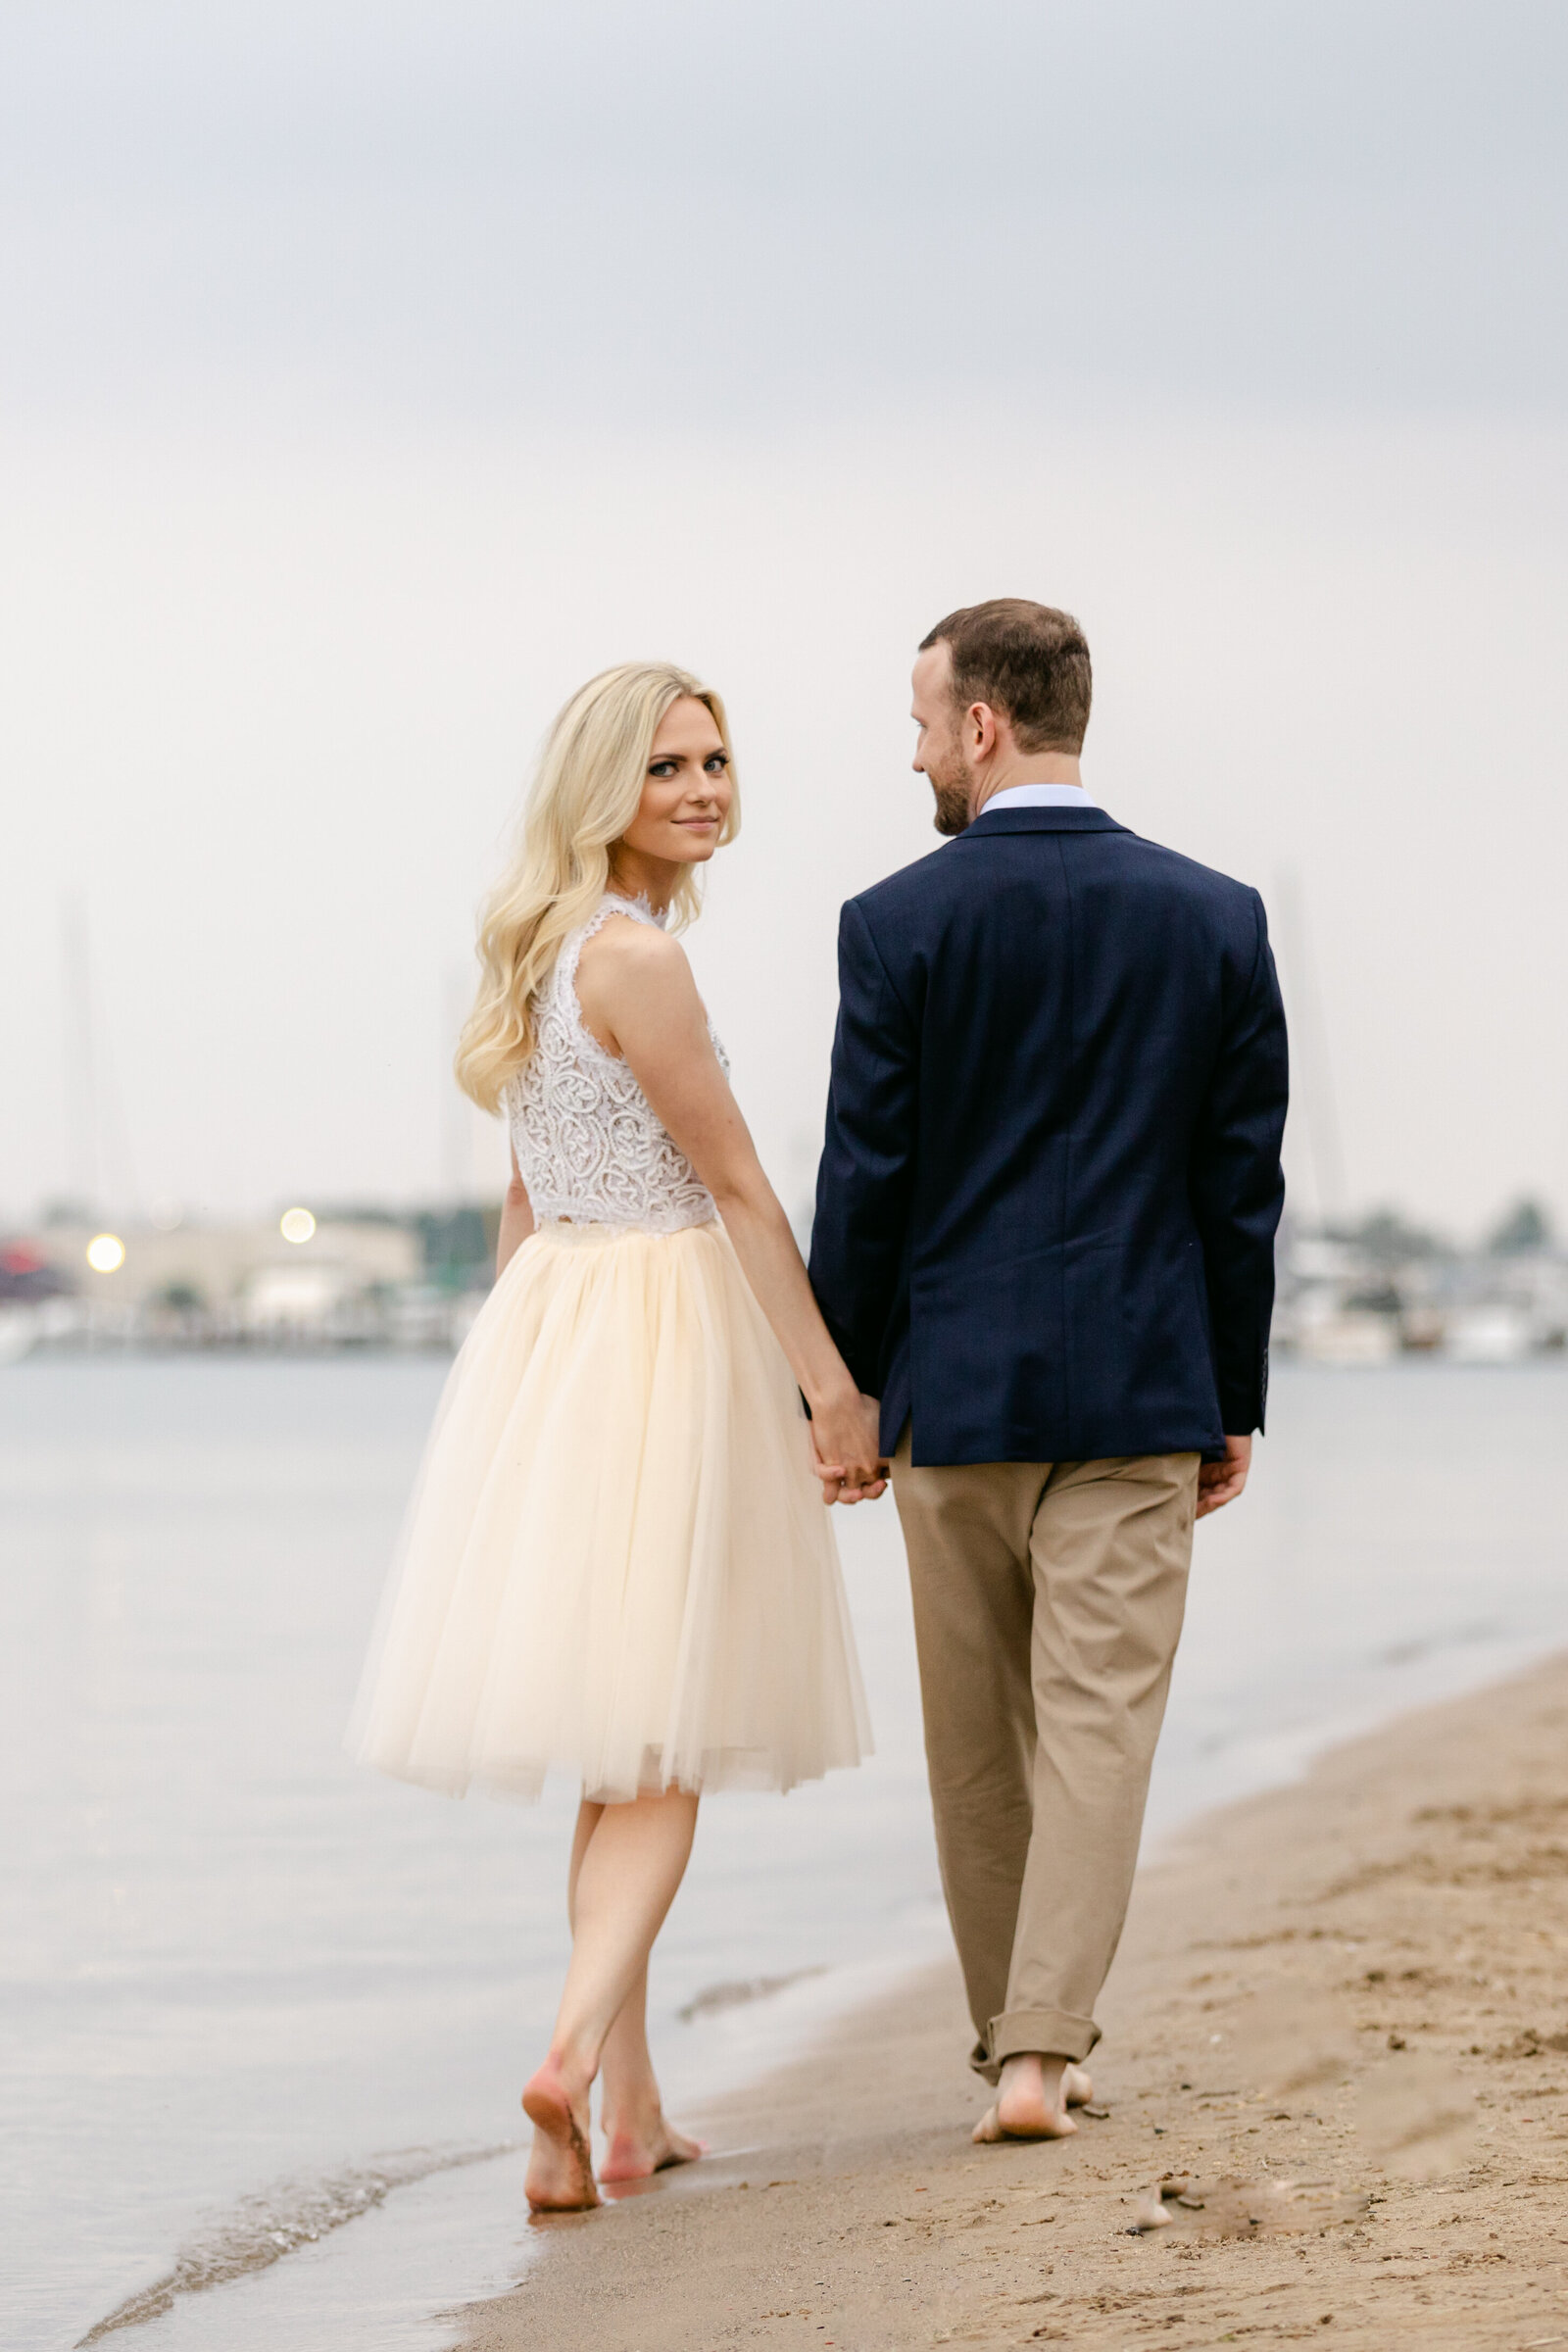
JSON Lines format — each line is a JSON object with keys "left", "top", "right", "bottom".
{"left": 893, "top": 1438, "right": 1199, "bottom": 2079}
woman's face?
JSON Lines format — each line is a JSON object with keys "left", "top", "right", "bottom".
{"left": 617, "top": 697, "right": 734, "bottom": 868}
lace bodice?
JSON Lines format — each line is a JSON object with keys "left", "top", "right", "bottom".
{"left": 504, "top": 896, "right": 727, "bottom": 1234}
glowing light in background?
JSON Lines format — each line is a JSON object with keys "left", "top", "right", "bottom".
{"left": 279, "top": 1207, "right": 317, "bottom": 1245}
{"left": 85, "top": 1233, "right": 125, "bottom": 1273}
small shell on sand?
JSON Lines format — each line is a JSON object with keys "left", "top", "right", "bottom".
{"left": 1128, "top": 2188, "right": 1175, "bottom": 2231}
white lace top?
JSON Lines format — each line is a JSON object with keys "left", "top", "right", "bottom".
{"left": 504, "top": 895, "right": 727, "bottom": 1234}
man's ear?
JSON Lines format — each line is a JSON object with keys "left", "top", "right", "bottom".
{"left": 967, "top": 702, "right": 1000, "bottom": 760}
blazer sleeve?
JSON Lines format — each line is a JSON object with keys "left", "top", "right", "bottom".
{"left": 1189, "top": 889, "right": 1290, "bottom": 1433}
{"left": 807, "top": 897, "right": 919, "bottom": 1397}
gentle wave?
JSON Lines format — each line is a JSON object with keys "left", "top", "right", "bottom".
{"left": 76, "top": 2141, "right": 519, "bottom": 2345}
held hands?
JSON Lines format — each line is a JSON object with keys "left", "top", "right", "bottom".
{"left": 810, "top": 1389, "right": 891, "bottom": 1505}
{"left": 1196, "top": 1434, "right": 1251, "bottom": 1518}
{"left": 813, "top": 1402, "right": 1249, "bottom": 1515}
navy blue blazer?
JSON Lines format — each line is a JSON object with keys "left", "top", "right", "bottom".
{"left": 808, "top": 806, "right": 1289, "bottom": 1466}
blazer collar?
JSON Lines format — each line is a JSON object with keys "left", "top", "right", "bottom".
{"left": 959, "top": 804, "right": 1129, "bottom": 838}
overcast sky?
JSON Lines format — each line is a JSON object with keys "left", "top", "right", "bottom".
{"left": 2, "top": 1, "right": 1565, "bottom": 1236}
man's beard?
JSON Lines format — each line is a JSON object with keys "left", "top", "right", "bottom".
{"left": 929, "top": 753, "right": 973, "bottom": 837}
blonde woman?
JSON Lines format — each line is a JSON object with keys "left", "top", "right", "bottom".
{"left": 349, "top": 664, "right": 879, "bottom": 2211}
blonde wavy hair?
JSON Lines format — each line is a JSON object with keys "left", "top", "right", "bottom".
{"left": 455, "top": 662, "right": 738, "bottom": 1112}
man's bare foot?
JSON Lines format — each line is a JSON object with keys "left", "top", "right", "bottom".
{"left": 973, "top": 2054, "right": 1095, "bottom": 2143}
{"left": 522, "top": 2057, "right": 600, "bottom": 2211}
{"left": 598, "top": 2111, "right": 707, "bottom": 2184}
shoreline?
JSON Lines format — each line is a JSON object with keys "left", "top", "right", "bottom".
{"left": 459, "top": 1648, "right": 1568, "bottom": 2351}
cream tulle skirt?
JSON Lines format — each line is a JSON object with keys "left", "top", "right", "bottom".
{"left": 347, "top": 1219, "right": 871, "bottom": 1802}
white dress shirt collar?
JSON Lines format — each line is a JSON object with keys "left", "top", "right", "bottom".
{"left": 982, "top": 782, "right": 1101, "bottom": 811}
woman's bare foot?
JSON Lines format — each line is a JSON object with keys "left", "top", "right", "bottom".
{"left": 973, "top": 2055, "right": 1094, "bottom": 2143}
{"left": 522, "top": 2058, "right": 600, "bottom": 2211}
{"left": 598, "top": 2110, "right": 707, "bottom": 2184}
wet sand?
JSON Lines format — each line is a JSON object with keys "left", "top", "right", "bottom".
{"left": 460, "top": 1652, "right": 1568, "bottom": 2349}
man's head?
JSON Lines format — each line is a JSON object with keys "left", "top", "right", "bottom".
{"left": 911, "top": 600, "right": 1093, "bottom": 835}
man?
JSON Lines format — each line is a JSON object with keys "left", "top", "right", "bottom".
{"left": 809, "top": 600, "right": 1288, "bottom": 2140}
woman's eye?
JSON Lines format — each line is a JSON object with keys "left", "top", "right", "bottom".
{"left": 648, "top": 760, "right": 677, "bottom": 777}
{"left": 705, "top": 755, "right": 728, "bottom": 773}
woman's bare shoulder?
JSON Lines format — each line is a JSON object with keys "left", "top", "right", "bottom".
{"left": 575, "top": 911, "right": 694, "bottom": 1007}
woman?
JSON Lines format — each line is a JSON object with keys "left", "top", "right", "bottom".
{"left": 348, "top": 662, "right": 880, "bottom": 2212}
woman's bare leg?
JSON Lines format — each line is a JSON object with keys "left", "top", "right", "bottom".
{"left": 523, "top": 1788, "right": 699, "bottom": 2211}
{"left": 563, "top": 1802, "right": 703, "bottom": 2181}
{"left": 566, "top": 1796, "right": 604, "bottom": 1927}
{"left": 597, "top": 1960, "right": 706, "bottom": 2182}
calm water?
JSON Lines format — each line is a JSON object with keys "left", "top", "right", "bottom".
{"left": 2, "top": 1357, "right": 1564, "bottom": 2350}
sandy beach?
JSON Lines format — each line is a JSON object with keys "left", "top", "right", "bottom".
{"left": 461, "top": 1650, "right": 1568, "bottom": 2350}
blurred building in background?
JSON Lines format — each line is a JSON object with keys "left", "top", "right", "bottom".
{"left": 1274, "top": 1198, "right": 1566, "bottom": 1366}
{"left": 0, "top": 1203, "right": 497, "bottom": 1362}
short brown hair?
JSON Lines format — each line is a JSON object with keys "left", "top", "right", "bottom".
{"left": 919, "top": 599, "right": 1092, "bottom": 754}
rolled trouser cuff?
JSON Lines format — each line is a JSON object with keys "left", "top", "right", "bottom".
{"left": 971, "top": 2006, "right": 1102, "bottom": 2081}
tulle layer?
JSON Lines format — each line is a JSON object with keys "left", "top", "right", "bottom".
{"left": 347, "top": 1219, "right": 871, "bottom": 1801}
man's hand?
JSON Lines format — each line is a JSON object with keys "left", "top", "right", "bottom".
{"left": 1196, "top": 1434, "right": 1251, "bottom": 1518}
{"left": 810, "top": 1391, "right": 890, "bottom": 1504}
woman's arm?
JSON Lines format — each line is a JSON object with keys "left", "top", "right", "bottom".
{"left": 496, "top": 1141, "right": 535, "bottom": 1277}
{"left": 576, "top": 922, "right": 887, "bottom": 1499}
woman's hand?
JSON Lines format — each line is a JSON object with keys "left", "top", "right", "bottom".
{"left": 809, "top": 1388, "right": 890, "bottom": 1504}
